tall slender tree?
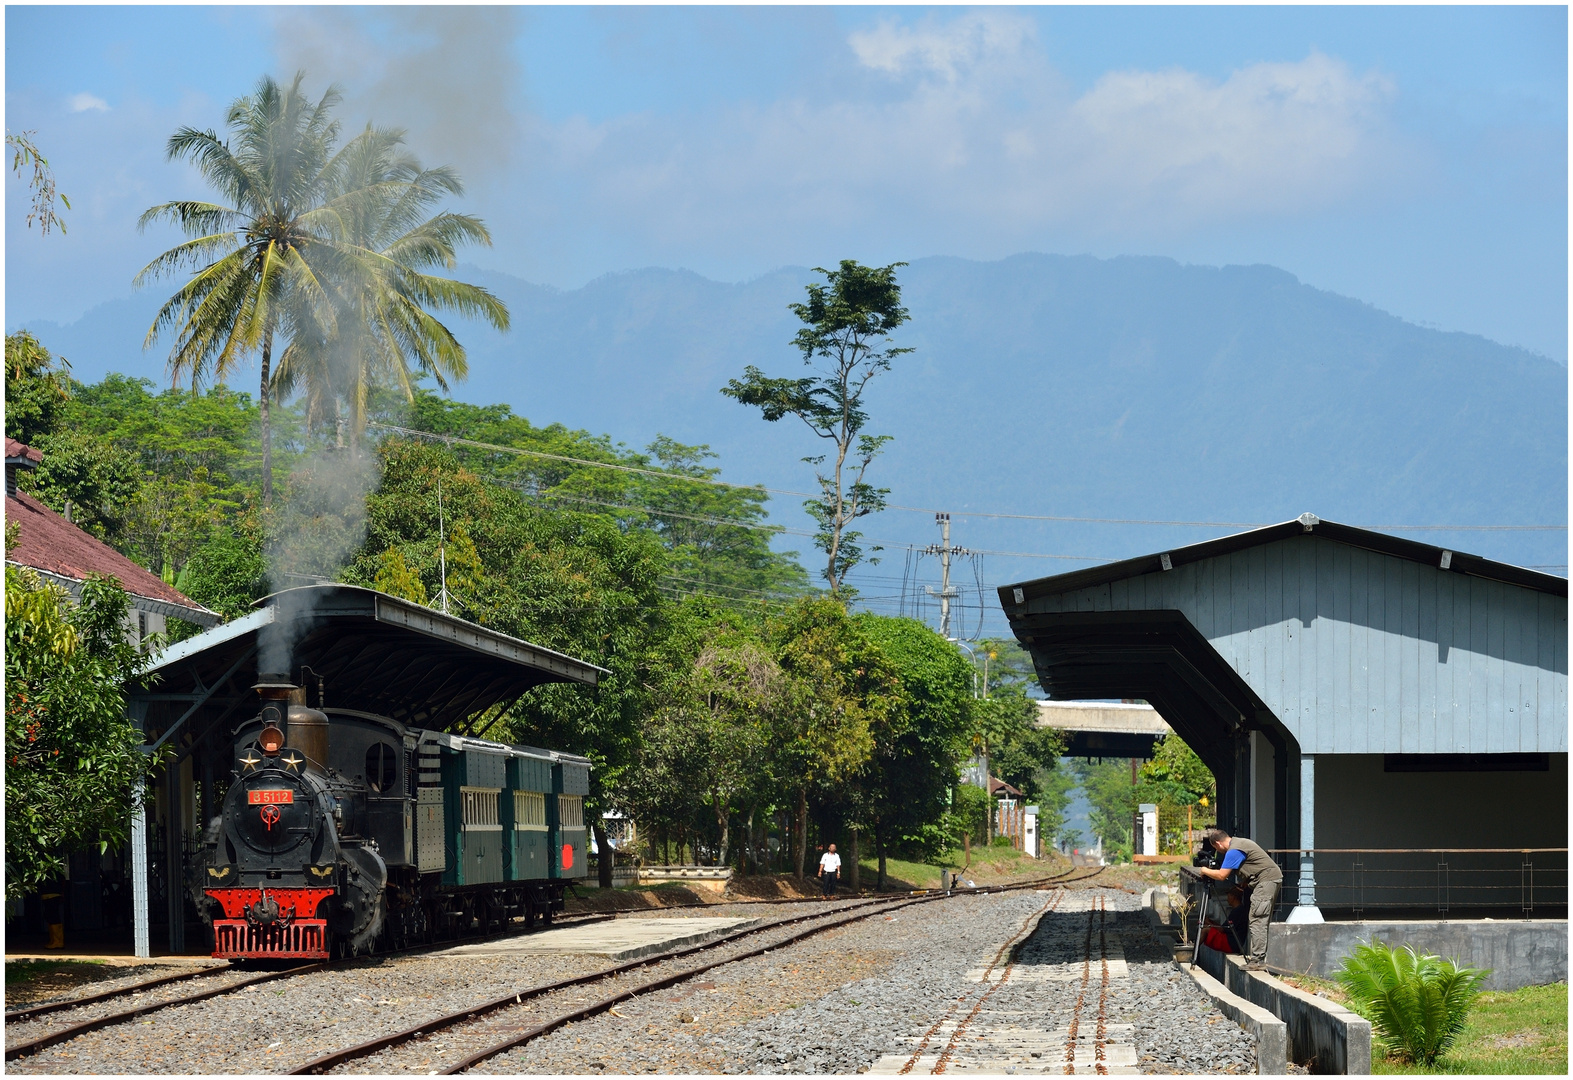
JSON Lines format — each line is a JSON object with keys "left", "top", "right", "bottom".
{"left": 136, "top": 74, "right": 342, "bottom": 505}
{"left": 723, "top": 260, "right": 911, "bottom": 595}
{"left": 136, "top": 73, "right": 507, "bottom": 500}
{"left": 273, "top": 125, "right": 507, "bottom": 448}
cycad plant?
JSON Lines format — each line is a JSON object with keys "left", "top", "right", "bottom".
{"left": 1336, "top": 939, "right": 1489, "bottom": 1065}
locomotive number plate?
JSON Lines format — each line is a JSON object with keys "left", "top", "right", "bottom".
{"left": 248, "top": 789, "right": 295, "bottom": 805}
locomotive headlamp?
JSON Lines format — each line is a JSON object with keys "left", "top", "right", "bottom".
{"left": 259, "top": 704, "right": 286, "bottom": 754}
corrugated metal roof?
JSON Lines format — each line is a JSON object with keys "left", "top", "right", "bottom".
{"left": 1000, "top": 515, "right": 1566, "bottom": 609}
{"left": 138, "top": 584, "right": 607, "bottom": 742}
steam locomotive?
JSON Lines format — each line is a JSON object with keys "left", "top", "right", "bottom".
{"left": 192, "top": 673, "right": 590, "bottom": 959}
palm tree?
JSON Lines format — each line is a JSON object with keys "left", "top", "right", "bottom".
{"left": 272, "top": 124, "right": 508, "bottom": 449}
{"left": 136, "top": 73, "right": 508, "bottom": 499}
{"left": 136, "top": 73, "right": 340, "bottom": 505}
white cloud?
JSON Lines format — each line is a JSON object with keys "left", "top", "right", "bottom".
{"left": 518, "top": 36, "right": 1405, "bottom": 267}
{"left": 848, "top": 11, "right": 1038, "bottom": 83}
{"left": 68, "top": 92, "right": 110, "bottom": 113}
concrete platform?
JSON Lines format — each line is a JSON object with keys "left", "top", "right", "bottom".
{"left": 436, "top": 916, "right": 761, "bottom": 961}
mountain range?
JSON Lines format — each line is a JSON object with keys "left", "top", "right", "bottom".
{"left": 15, "top": 253, "right": 1567, "bottom": 633}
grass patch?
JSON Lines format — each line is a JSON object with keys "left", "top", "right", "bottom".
{"left": 6, "top": 958, "right": 106, "bottom": 987}
{"left": 1367, "top": 983, "right": 1567, "bottom": 1075}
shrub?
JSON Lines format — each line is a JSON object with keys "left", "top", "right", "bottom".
{"left": 1335, "top": 939, "right": 1490, "bottom": 1065}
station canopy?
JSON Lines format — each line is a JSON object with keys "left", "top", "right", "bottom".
{"left": 135, "top": 585, "right": 608, "bottom": 752}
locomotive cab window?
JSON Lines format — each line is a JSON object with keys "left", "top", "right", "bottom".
{"left": 366, "top": 742, "right": 398, "bottom": 793}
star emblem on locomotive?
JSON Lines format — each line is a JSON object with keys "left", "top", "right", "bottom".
{"left": 240, "top": 751, "right": 261, "bottom": 771}
{"left": 281, "top": 751, "right": 303, "bottom": 772}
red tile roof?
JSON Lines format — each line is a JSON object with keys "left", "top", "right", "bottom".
{"left": 6, "top": 437, "right": 42, "bottom": 464}
{"left": 5, "top": 490, "right": 215, "bottom": 616}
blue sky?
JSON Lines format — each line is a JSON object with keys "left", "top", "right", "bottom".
{"left": 5, "top": 5, "right": 1567, "bottom": 362}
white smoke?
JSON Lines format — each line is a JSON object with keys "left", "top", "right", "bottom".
{"left": 259, "top": 447, "right": 380, "bottom": 676}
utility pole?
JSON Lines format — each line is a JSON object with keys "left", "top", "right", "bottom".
{"left": 436, "top": 476, "right": 452, "bottom": 615}
{"left": 924, "top": 513, "right": 969, "bottom": 639}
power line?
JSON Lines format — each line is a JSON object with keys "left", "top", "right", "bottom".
{"left": 371, "top": 423, "right": 1566, "bottom": 533}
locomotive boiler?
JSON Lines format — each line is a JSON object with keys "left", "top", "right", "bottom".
{"left": 194, "top": 672, "right": 590, "bottom": 960}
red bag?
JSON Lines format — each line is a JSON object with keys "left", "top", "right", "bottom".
{"left": 1202, "top": 926, "right": 1235, "bottom": 953}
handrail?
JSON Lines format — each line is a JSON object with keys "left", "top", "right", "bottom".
{"left": 1266, "top": 848, "right": 1567, "bottom": 854}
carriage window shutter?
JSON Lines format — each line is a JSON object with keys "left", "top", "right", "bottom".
{"left": 514, "top": 791, "right": 546, "bottom": 827}
{"left": 557, "top": 795, "right": 583, "bottom": 828}
{"left": 461, "top": 787, "right": 500, "bottom": 829}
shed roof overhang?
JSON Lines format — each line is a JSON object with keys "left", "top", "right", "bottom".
{"left": 133, "top": 585, "right": 608, "bottom": 752}
{"left": 1007, "top": 609, "right": 1282, "bottom": 777}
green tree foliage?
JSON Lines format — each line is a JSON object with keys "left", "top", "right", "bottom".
{"left": 767, "top": 598, "right": 897, "bottom": 876}
{"left": 1137, "top": 734, "right": 1216, "bottom": 853}
{"left": 5, "top": 330, "right": 73, "bottom": 443}
{"left": 851, "top": 615, "right": 973, "bottom": 884}
{"left": 638, "top": 634, "right": 784, "bottom": 865}
{"left": 346, "top": 439, "right": 675, "bottom": 821}
{"left": 175, "top": 513, "right": 269, "bottom": 624}
{"left": 5, "top": 566, "right": 160, "bottom": 900}
{"left": 137, "top": 73, "right": 505, "bottom": 503}
{"left": 273, "top": 124, "right": 508, "bottom": 448}
{"left": 396, "top": 390, "right": 808, "bottom": 600}
{"left": 7, "top": 130, "right": 70, "bottom": 235}
{"left": 1073, "top": 757, "right": 1138, "bottom": 862}
{"left": 1337, "top": 941, "right": 1490, "bottom": 1065}
{"left": 722, "top": 260, "right": 911, "bottom": 594}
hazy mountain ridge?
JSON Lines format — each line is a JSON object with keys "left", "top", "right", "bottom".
{"left": 13, "top": 253, "right": 1567, "bottom": 598}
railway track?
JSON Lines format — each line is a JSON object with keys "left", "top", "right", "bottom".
{"left": 290, "top": 893, "right": 933, "bottom": 1074}
{"left": 295, "top": 871, "right": 1110, "bottom": 1076}
{"left": 2, "top": 911, "right": 619, "bottom": 1062}
{"left": 895, "top": 889, "right": 1066, "bottom": 1074}
{"left": 6, "top": 869, "right": 1107, "bottom": 1071}
{"left": 1062, "top": 894, "right": 1112, "bottom": 1075}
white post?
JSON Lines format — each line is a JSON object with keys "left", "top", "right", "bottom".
{"left": 130, "top": 780, "right": 150, "bottom": 958}
{"left": 1139, "top": 803, "right": 1158, "bottom": 857}
{"left": 1287, "top": 753, "right": 1323, "bottom": 923}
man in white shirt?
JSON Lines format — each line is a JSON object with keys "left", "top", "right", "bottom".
{"left": 818, "top": 844, "right": 842, "bottom": 896}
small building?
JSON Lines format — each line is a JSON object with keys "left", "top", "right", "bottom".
{"left": 1001, "top": 514, "right": 1567, "bottom": 923}
{"left": 5, "top": 437, "right": 220, "bottom": 639}
{"left": 7, "top": 438, "right": 220, "bottom": 942}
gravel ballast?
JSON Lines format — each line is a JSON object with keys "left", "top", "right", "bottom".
{"left": 473, "top": 887, "right": 1258, "bottom": 1075}
{"left": 7, "top": 890, "right": 1258, "bottom": 1074}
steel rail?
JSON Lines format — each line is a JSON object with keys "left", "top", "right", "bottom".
{"left": 442, "top": 875, "right": 1104, "bottom": 1076}
{"left": 902, "top": 890, "right": 1064, "bottom": 1074}
{"left": 439, "top": 895, "right": 948, "bottom": 1075}
{"left": 4, "top": 964, "right": 232, "bottom": 1023}
{"left": 4, "top": 963, "right": 326, "bottom": 1061}
{"left": 2, "top": 911, "right": 618, "bottom": 1054}
{"left": 288, "top": 894, "right": 907, "bottom": 1075}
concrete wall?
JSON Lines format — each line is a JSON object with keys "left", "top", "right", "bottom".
{"left": 1268, "top": 919, "right": 1568, "bottom": 992}
{"left": 1309, "top": 754, "right": 1567, "bottom": 911}
{"left": 1197, "top": 945, "right": 1372, "bottom": 1074}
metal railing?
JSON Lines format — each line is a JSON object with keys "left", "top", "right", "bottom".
{"left": 1266, "top": 848, "right": 1567, "bottom": 918}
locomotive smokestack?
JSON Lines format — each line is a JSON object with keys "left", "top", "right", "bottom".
{"left": 254, "top": 673, "right": 296, "bottom": 700}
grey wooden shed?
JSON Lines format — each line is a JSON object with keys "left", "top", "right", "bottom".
{"left": 1000, "top": 514, "right": 1567, "bottom": 919}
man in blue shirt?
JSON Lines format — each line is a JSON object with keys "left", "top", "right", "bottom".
{"left": 1194, "top": 827, "right": 1282, "bottom": 970}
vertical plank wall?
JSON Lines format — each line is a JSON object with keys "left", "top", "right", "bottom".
{"left": 1028, "top": 535, "right": 1568, "bottom": 755}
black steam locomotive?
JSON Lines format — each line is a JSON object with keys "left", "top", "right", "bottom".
{"left": 192, "top": 673, "right": 590, "bottom": 959}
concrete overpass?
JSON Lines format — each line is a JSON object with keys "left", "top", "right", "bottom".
{"left": 1035, "top": 700, "right": 1172, "bottom": 758}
